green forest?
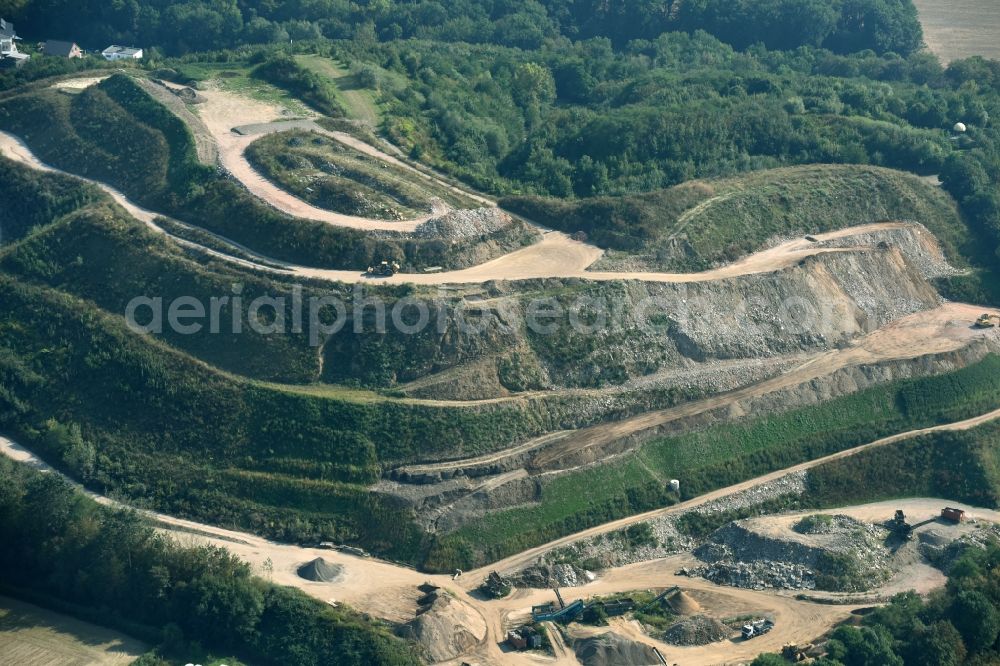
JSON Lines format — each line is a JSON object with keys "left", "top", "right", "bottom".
{"left": 0, "top": 454, "right": 421, "bottom": 665}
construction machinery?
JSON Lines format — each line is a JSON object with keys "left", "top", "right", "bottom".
{"left": 366, "top": 260, "right": 400, "bottom": 277}
{"left": 782, "top": 643, "right": 813, "bottom": 662}
{"left": 742, "top": 618, "right": 775, "bottom": 640}
{"left": 891, "top": 509, "right": 914, "bottom": 541}
{"left": 975, "top": 313, "right": 1000, "bottom": 328}
{"left": 531, "top": 587, "right": 585, "bottom": 623}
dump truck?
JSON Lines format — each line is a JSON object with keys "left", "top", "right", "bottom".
{"left": 742, "top": 618, "right": 774, "bottom": 640}
{"left": 975, "top": 313, "right": 999, "bottom": 328}
{"left": 367, "top": 260, "right": 400, "bottom": 277}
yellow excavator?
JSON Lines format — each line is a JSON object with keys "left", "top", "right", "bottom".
{"left": 975, "top": 313, "right": 1000, "bottom": 328}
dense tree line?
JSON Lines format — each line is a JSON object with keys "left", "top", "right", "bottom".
{"left": 9, "top": 0, "right": 922, "bottom": 56}
{"left": 753, "top": 540, "right": 1000, "bottom": 665}
{"left": 351, "top": 33, "right": 967, "bottom": 197}
{"left": 0, "top": 454, "right": 421, "bottom": 665}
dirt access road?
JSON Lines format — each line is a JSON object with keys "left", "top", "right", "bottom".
{"left": 5, "top": 427, "right": 1000, "bottom": 665}
{"left": 462, "top": 395, "right": 1000, "bottom": 583}
{"left": 0, "top": 122, "right": 914, "bottom": 287}
{"left": 193, "top": 83, "right": 488, "bottom": 231}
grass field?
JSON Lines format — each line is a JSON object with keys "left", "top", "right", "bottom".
{"left": 914, "top": 0, "right": 1000, "bottom": 63}
{"left": 295, "top": 55, "right": 383, "bottom": 125}
{"left": 172, "top": 62, "right": 315, "bottom": 116}
{"left": 0, "top": 596, "right": 146, "bottom": 665}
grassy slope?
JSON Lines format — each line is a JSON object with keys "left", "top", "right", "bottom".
{"left": 427, "top": 355, "right": 1000, "bottom": 569}
{"left": 0, "top": 74, "right": 508, "bottom": 271}
{"left": 0, "top": 274, "right": 594, "bottom": 559}
{"left": 245, "top": 129, "right": 475, "bottom": 218}
{"left": 295, "top": 55, "right": 383, "bottom": 125}
{"left": 501, "top": 164, "right": 967, "bottom": 270}
{"left": 806, "top": 421, "right": 1000, "bottom": 509}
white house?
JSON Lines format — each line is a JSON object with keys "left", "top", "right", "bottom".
{"left": 0, "top": 18, "right": 19, "bottom": 56}
{"left": 102, "top": 45, "right": 143, "bottom": 61}
{"left": 0, "top": 19, "right": 29, "bottom": 68}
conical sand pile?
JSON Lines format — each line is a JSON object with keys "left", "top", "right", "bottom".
{"left": 297, "top": 557, "right": 343, "bottom": 582}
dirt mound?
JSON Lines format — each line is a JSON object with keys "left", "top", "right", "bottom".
{"left": 668, "top": 590, "right": 702, "bottom": 614}
{"left": 663, "top": 615, "right": 732, "bottom": 646}
{"left": 397, "top": 594, "right": 486, "bottom": 663}
{"left": 297, "top": 557, "right": 343, "bottom": 582}
{"left": 573, "top": 633, "right": 661, "bottom": 666}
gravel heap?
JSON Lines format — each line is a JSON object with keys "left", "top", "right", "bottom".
{"left": 663, "top": 615, "right": 733, "bottom": 646}
{"left": 573, "top": 633, "right": 662, "bottom": 666}
{"left": 413, "top": 207, "right": 513, "bottom": 240}
{"left": 296, "top": 557, "right": 343, "bottom": 582}
{"left": 511, "top": 563, "right": 595, "bottom": 589}
{"left": 668, "top": 590, "right": 702, "bottom": 615}
{"left": 396, "top": 594, "right": 487, "bottom": 663}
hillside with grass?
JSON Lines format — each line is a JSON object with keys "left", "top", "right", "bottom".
{"left": 0, "top": 74, "right": 515, "bottom": 272}
{"left": 502, "top": 164, "right": 967, "bottom": 271}
{"left": 246, "top": 129, "right": 477, "bottom": 219}
{"left": 424, "top": 355, "right": 1000, "bottom": 569}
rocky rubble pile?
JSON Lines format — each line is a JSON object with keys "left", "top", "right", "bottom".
{"left": 511, "top": 562, "right": 595, "bottom": 589}
{"left": 692, "top": 472, "right": 807, "bottom": 515}
{"left": 413, "top": 207, "right": 514, "bottom": 240}
{"left": 692, "top": 559, "right": 816, "bottom": 590}
{"left": 816, "top": 222, "right": 958, "bottom": 280}
{"left": 693, "top": 515, "right": 892, "bottom": 592}
{"left": 552, "top": 472, "right": 808, "bottom": 572}
{"left": 920, "top": 524, "right": 1000, "bottom": 573}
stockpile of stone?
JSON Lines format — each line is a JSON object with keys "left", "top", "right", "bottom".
{"left": 693, "top": 515, "right": 892, "bottom": 592}
{"left": 693, "top": 560, "right": 816, "bottom": 591}
{"left": 511, "top": 562, "right": 595, "bottom": 589}
{"left": 414, "top": 208, "right": 513, "bottom": 240}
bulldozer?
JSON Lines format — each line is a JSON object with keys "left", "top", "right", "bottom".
{"left": 782, "top": 643, "right": 813, "bottom": 662}
{"left": 366, "top": 260, "right": 400, "bottom": 277}
{"left": 975, "top": 313, "right": 1000, "bottom": 328}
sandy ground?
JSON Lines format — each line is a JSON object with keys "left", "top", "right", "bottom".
{"left": 49, "top": 76, "right": 109, "bottom": 90}
{"left": 0, "top": 595, "right": 146, "bottom": 666}
{"left": 914, "top": 0, "right": 1000, "bottom": 63}
{"left": 4, "top": 428, "right": 1000, "bottom": 665}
